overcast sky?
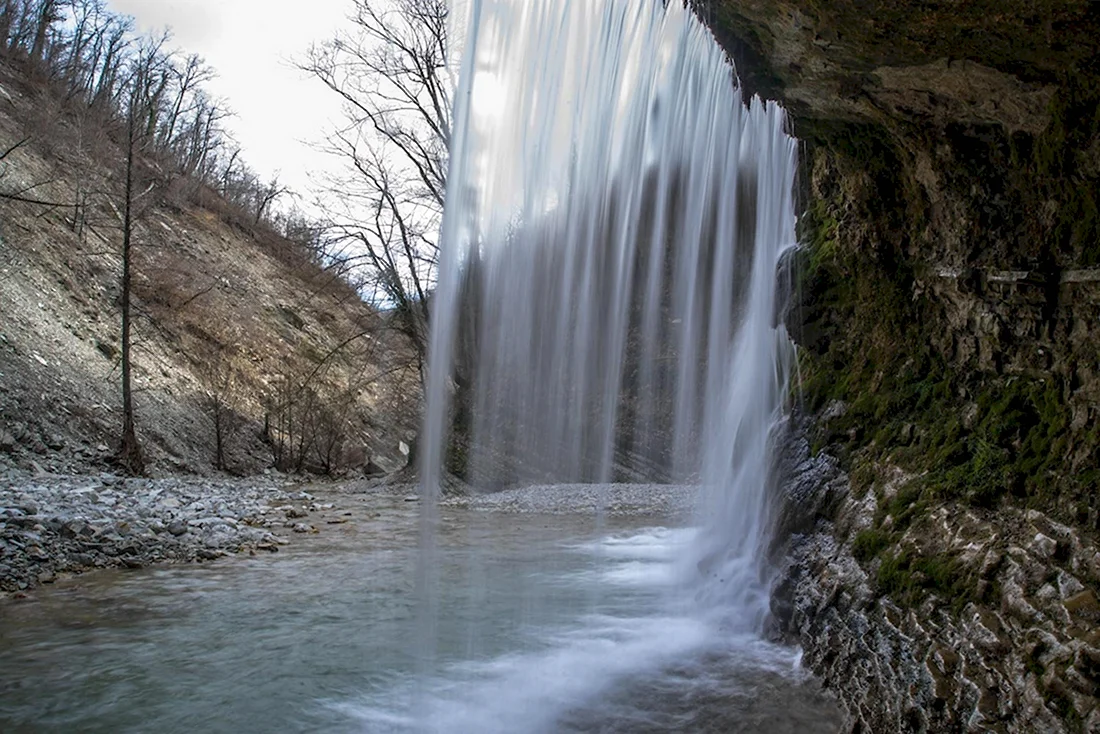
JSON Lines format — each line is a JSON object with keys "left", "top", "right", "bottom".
{"left": 108, "top": 0, "right": 351, "bottom": 204}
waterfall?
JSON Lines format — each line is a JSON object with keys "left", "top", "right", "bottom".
{"left": 422, "top": 0, "right": 798, "bottom": 631}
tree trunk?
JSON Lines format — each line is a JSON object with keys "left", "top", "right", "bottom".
{"left": 212, "top": 395, "right": 225, "bottom": 471}
{"left": 29, "top": 0, "right": 55, "bottom": 65}
{"left": 118, "top": 99, "right": 145, "bottom": 476}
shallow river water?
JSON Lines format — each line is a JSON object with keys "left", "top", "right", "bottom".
{"left": 0, "top": 493, "right": 841, "bottom": 733}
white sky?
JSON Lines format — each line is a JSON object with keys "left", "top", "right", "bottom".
{"left": 108, "top": 0, "right": 351, "bottom": 205}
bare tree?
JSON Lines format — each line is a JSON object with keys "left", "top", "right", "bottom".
{"left": 251, "top": 174, "right": 288, "bottom": 226}
{"left": 158, "top": 53, "right": 214, "bottom": 148}
{"left": 200, "top": 341, "right": 242, "bottom": 472}
{"left": 28, "top": 0, "right": 62, "bottom": 65}
{"left": 302, "top": 0, "right": 451, "bottom": 372}
{"left": 117, "top": 75, "right": 144, "bottom": 474}
{"left": 116, "top": 35, "right": 170, "bottom": 475}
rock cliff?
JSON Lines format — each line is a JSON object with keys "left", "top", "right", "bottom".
{"left": 702, "top": 1, "right": 1100, "bottom": 730}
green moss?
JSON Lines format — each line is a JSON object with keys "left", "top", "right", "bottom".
{"left": 875, "top": 552, "right": 913, "bottom": 599}
{"left": 852, "top": 528, "right": 892, "bottom": 561}
{"left": 794, "top": 74, "right": 1099, "bottom": 538}
{"left": 874, "top": 549, "right": 976, "bottom": 610}
{"left": 849, "top": 461, "right": 877, "bottom": 498}
{"left": 1047, "top": 689, "right": 1084, "bottom": 733}
{"left": 879, "top": 481, "right": 926, "bottom": 531}
{"left": 802, "top": 198, "right": 839, "bottom": 275}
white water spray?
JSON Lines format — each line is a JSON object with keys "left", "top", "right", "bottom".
{"left": 422, "top": 0, "right": 798, "bottom": 634}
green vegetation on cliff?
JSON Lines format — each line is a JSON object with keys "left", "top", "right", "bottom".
{"left": 701, "top": 0, "right": 1100, "bottom": 616}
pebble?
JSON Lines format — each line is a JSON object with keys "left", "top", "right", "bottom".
{"left": 1031, "top": 532, "right": 1058, "bottom": 559}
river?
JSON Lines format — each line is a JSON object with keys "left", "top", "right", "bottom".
{"left": 1, "top": 490, "right": 841, "bottom": 733}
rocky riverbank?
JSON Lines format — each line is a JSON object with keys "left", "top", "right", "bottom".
{"left": 774, "top": 427, "right": 1100, "bottom": 733}
{"left": 1, "top": 475, "right": 701, "bottom": 598}
{"left": 0, "top": 473, "right": 363, "bottom": 595}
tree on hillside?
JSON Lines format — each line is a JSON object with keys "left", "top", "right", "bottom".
{"left": 1, "top": 0, "right": 392, "bottom": 474}
{"left": 116, "top": 35, "right": 170, "bottom": 475}
{"left": 301, "top": 0, "right": 451, "bottom": 375}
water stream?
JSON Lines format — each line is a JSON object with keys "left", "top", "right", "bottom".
{"left": 0, "top": 496, "right": 840, "bottom": 733}
{"left": 422, "top": 0, "right": 797, "bottom": 655}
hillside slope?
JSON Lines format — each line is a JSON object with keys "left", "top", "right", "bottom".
{"left": 0, "top": 61, "right": 419, "bottom": 478}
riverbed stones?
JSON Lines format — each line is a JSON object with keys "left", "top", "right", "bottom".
{"left": 448, "top": 482, "right": 695, "bottom": 517}
{"left": 1, "top": 474, "right": 295, "bottom": 593}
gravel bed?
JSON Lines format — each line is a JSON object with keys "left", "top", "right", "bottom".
{"left": 0, "top": 474, "right": 331, "bottom": 594}
{"left": 445, "top": 482, "right": 698, "bottom": 517}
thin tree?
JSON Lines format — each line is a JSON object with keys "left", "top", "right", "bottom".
{"left": 302, "top": 0, "right": 451, "bottom": 372}
{"left": 116, "top": 37, "right": 167, "bottom": 475}
{"left": 116, "top": 69, "right": 143, "bottom": 474}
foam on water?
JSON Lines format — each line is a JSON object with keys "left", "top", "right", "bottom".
{"left": 339, "top": 614, "right": 714, "bottom": 734}
{"left": 336, "top": 523, "right": 814, "bottom": 734}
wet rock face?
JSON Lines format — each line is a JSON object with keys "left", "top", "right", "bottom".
{"left": 704, "top": 0, "right": 1098, "bottom": 123}
{"left": 774, "top": 428, "right": 1100, "bottom": 733}
{"left": 703, "top": 2, "right": 1100, "bottom": 508}
{"left": 709, "top": 3, "right": 1100, "bottom": 728}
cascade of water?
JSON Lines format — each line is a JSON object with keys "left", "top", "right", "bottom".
{"left": 422, "top": 0, "right": 798, "bottom": 633}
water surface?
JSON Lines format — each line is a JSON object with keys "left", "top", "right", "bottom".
{"left": 0, "top": 494, "right": 841, "bottom": 733}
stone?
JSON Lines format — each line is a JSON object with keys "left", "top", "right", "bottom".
{"left": 26, "top": 545, "right": 49, "bottom": 562}
{"left": 1035, "top": 584, "right": 1058, "bottom": 603}
{"left": 979, "top": 550, "right": 1003, "bottom": 578}
{"left": 1057, "top": 571, "right": 1085, "bottom": 600}
{"left": 61, "top": 520, "right": 90, "bottom": 539}
{"left": 1064, "top": 590, "right": 1100, "bottom": 620}
{"left": 1073, "top": 646, "right": 1100, "bottom": 683}
{"left": 167, "top": 520, "right": 188, "bottom": 537}
{"left": 1030, "top": 533, "right": 1058, "bottom": 559}
{"left": 0, "top": 431, "right": 15, "bottom": 453}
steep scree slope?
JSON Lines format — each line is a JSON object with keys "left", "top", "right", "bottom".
{"left": 0, "top": 61, "right": 418, "bottom": 478}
